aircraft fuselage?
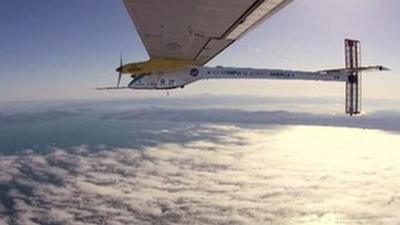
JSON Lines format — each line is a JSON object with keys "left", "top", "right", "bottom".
{"left": 127, "top": 66, "right": 347, "bottom": 90}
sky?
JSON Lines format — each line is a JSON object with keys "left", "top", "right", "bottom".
{"left": 0, "top": 0, "right": 399, "bottom": 102}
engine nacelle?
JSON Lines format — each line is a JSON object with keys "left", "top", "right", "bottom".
{"left": 128, "top": 67, "right": 200, "bottom": 90}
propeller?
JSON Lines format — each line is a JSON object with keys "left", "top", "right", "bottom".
{"left": 116, "top": 52, "right": 123, "bottom": 88}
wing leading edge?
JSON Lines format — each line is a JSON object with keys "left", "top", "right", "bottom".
{"left": 123, "top": 0, "right": 293, "bottom": 65}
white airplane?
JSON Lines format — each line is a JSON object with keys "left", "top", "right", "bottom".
{"left": 99, "top": 0, "right": 389, "bottom": 115}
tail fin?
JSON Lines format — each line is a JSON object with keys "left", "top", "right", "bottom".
{"left": 319, "top": 39, "right": 388, "bottom": 116}
{"left": 345, "top": 39, "right": 361, "bottom": 116}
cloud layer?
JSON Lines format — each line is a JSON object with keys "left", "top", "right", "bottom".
{"left": 1, "top": 124, "right": 399, "bottom": 225}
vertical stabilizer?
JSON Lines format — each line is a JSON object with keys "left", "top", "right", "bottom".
{"left": 345, "top": 39, "right": 361, "bottom": 116}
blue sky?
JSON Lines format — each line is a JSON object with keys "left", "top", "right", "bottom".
{"left": 0, "top": 0, "right": 399, "bottom": 102}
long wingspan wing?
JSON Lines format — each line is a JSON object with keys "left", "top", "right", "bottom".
{"left": 123, "top": 0, "right": 293, "bottom": 65}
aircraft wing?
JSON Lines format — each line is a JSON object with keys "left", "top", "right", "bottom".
{"left": 123, "top": 0, "right": 293, "bottom": 65}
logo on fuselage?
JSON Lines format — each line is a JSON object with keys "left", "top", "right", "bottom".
{"left": 190, "top": 68, "right": 199, "bottom": 77}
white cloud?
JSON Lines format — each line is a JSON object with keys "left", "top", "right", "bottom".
{"left": 0, "top": 124, "right": 399, "bottom": 225}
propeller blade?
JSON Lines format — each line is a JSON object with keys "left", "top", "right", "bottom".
{"left": 120, "top": 52, "right": 123, "bottom": 67}
{"left": 116, "top": 52, "right": 123, "bottom": 88}
{"left": 116, "top": 71, "right": 122, "bottom": 88}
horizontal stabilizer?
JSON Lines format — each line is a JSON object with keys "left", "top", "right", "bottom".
{"left": 318, "top": 65, "right": 389, "bottom": 75}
